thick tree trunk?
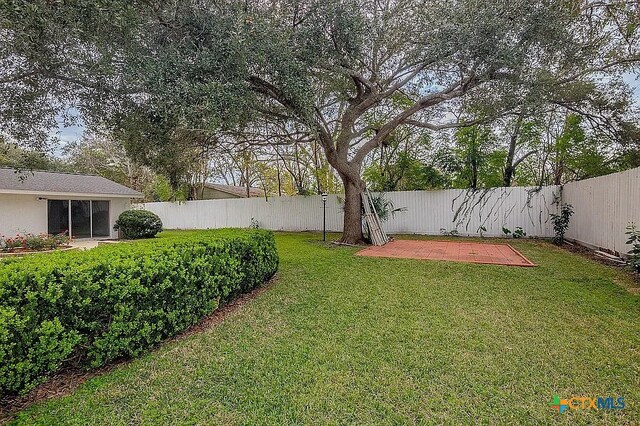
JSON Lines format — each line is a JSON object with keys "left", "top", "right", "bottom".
{"left": 341, "top": 174, "right": 365, "bottom": 244}
{"left": 321, "top": 141, "right": 365, "bottom": 244}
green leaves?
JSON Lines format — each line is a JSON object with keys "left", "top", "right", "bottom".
{"left": 451, "top": 125, "right": 502, "bottom": 189}
{"left": 550, "top": 203, "right": 574, "bottom": 245}
{"left": 113, "top": 210, "right": 163, "bottom": 239}
{"left": 0, "top": 229, "right": 278, "bottom": 396}
{"left": 625, "top": 224, "right": 640, "bottom": 272}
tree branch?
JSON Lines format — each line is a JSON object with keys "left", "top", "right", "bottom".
{"left": 352, "top": 73, "right": 481, "bottom": 164}
{"left": 404, "top": 116, "right": 487, "bottom": 130}
{"left": 513, "top": 150, "right": 538, "bottom": 168}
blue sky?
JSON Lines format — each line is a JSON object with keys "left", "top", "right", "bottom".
{"left": 54, "top": 122, "right": 84, "bottom": 146}
{"left": 624, "top": 72, "right": 639, "bottom": 100}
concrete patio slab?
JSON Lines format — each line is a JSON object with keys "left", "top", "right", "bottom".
{"left": 69, "top": 240, "right": 101, "bottom": 250}
{"left": 356, "top": 239, "right": 535, "bottom": 267}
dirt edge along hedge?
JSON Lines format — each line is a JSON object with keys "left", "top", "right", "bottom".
{"left": 0, "top": 230, "right": 278, "bottom": 397}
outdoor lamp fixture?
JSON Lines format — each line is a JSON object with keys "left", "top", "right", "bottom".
{"left": 321, "top": 192, "right": 328, "bottom": 241}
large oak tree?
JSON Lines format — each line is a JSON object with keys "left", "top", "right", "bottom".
{"left": 1, "top": 0, "right": 639, "bottom": 243}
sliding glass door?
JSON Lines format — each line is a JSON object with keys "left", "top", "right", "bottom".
{"left": 71, "top": 201, "right": 91, "bottom": 238}
{"left": 47, "top": 200, "right": 69, "bottom": 235}
{"left": 47, "top": 200, "right": 110, "bottom": 238}
{"left": 91, "top": 201, "right": 110, "bottom": 237}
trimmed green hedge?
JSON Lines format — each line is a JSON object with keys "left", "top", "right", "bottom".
{"left": 0, "top": 230, "right": 278, "bottom": 396}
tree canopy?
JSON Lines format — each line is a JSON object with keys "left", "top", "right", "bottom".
{"left": 1, "top": 0, "right": 639, "bottom": 242}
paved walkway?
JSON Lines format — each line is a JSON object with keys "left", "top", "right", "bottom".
{"left": 356, "top": 240, "right": 535, "bottom": 267}
{"left": 69, "top": 240, "right": 101, "bottom": 250}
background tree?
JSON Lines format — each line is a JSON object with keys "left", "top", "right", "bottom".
{"left": 238, "top": 0, "right": 638, "bottom": 241}
{"left": 500, "top": 114, "right": 541, "bottom": 187}
{"left": 364, "top": 129, "right": 449, "bottom": 191}
{"left": 64, "top": 134, "right": 153, "bottom": 191}
{"left": 451, "top": 126, "right": 499, "bottom": 189}
{"left": 0, "top": 139, "right": 65, "bottom": 171}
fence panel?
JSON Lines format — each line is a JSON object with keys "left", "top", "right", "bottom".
{"left": 143, "top": 169, "right": 640, "bottom": 256}
{"left": 383, "top": 186, "right": 558, "bottom": 237}
{"left": 563, "top": 167, "right": 640, "bottom": 256}
{"left": 143, "top": 194, "right": 345, "bottom": 232}
{"left": 144, "top": 186, "right": 559, "bottom": 238}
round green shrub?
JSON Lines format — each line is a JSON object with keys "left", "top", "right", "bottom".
{"left": 114, "top": 210, "right": 163, "bottom": 239}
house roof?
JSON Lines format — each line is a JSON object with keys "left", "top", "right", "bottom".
{"left": 204, "top": 183, "right": 264, "bottom": 198}
{"left": 0, "top": 168, "right": 143, "bottom": 198}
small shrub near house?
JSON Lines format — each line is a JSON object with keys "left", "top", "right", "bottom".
{"left": 0, "top": 229, "right": 278, "bottom": 396}
{"left": 114, "top": 209, "right": 163, "bottom": 239}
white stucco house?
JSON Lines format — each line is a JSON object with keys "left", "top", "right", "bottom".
{"left": 0, "top": 168, "right": 143, "bottom": 239}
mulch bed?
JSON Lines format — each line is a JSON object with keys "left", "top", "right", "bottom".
{"left": 0, "top": 246, "right": 74, "bottom": 257}
{"left": 559, "top": 242, "right": 640, "bottom": 286}
{"left": 0, "top": 275, "right": 278, "bottom": 424}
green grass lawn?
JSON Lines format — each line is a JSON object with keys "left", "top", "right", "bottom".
{"left": 11, "top": 232, "right": 640, "bottom": 425}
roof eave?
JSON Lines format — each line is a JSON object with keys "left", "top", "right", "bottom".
{"left": 0, "top": 189, "right": 143, "bottom": 198}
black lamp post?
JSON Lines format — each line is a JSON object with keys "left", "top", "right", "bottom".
{"left": 321, "top": 192, "right": 328, "bottom": 241}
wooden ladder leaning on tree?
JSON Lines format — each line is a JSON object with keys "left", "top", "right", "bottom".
{"left": 362, "top": 190, "right": 389, "bottom": 246}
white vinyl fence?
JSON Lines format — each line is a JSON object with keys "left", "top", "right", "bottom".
{"left": 143, "top": 194, "right": 346, "bottom": 233}
{"left": 144, "top": 186, "right": 560, "bottom": 238}
{"left": 563, "top": 167, "right": 640, "bottom": 256}
{"left": 143, "top": 166, "right": 640, "bottom": 256}
{"left": 383, "top": 187, "right": 559, "bottom": 237}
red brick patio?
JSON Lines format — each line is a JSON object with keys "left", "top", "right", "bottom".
{"left": 356, "top": 239, "right": 535, "bottom": 267}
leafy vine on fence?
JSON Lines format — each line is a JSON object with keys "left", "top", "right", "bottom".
{"left": 451, "top": 187, "right": 558, "bottom": 234}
